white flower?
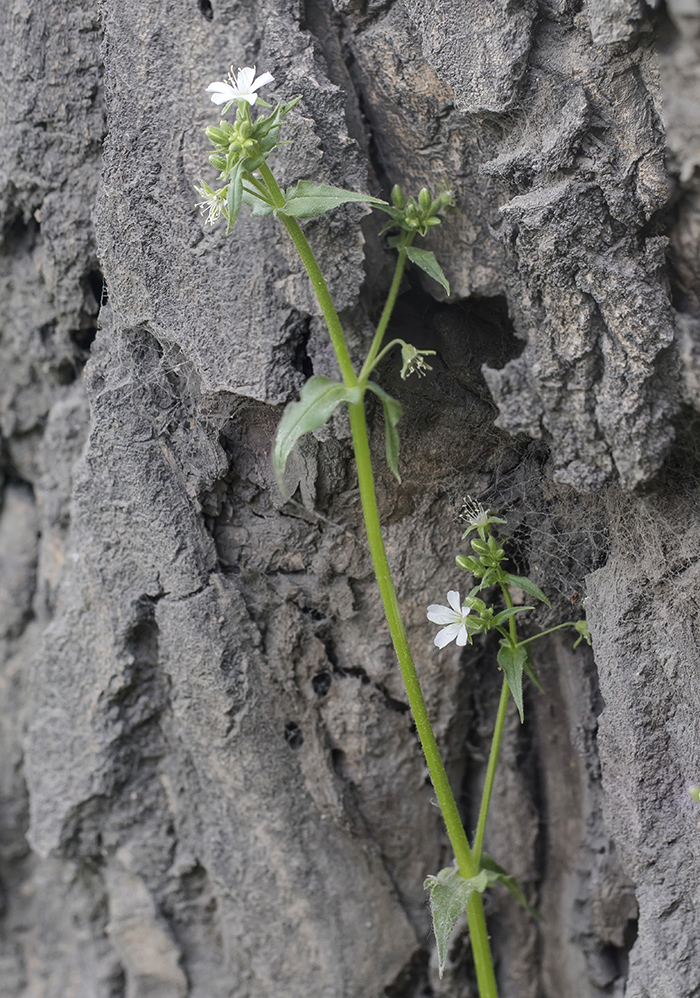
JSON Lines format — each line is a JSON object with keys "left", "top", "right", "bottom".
{"left": 194, "top": 180, "right": 227, "bottom": 225}
{"left": 427, "top": 590, "right": 472, "bottom": 648}
{"left": 458, "top": 496, "right": 506, "bottom": 537}
{"left": 400, "top": 343, "right": 436, "bottom": 380}
{"left": 206, "top": 65, "right": 274, "bottom": 107}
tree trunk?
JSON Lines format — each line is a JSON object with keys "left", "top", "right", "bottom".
{"left": 1, "top": 1, "right": 699, "bottom": 996}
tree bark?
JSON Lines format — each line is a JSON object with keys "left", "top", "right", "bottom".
{"left": 1, "top": 1, "right": 699, "bottom": 996}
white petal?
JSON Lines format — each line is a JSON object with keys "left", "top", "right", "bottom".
{"left": 251, "top": 71, "right": 274, "bottom": 90}
{"left": 237, "top": 66, "right": 256, "bottom": 89}
{"left": 427, "top": 604, "right": 459, "bottom": 625}
{"left": 456, "top": 621, "right": 469, "bottom": 646}
{"left": 206, "top": 81, "right": 232, "bottom": 94}
{"left": 241, "top": 93, "right": 259, "bottom": 105}
{"left": 434, "top": 623, "right": 461, "bottom": 648}
{"left": 447, "top": 590, "right": 461, "bottom": 613}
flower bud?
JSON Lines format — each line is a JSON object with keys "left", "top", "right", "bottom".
{"left": 206, "top": 126, "right": 227, "bottom": 144}
{"left": 238, "top": 120, "right": 253, "bottom": 139}
{"left": 391, "top": 184, "right": 405, "bottom": 208}
{"left": 418, "top": 187, "right": 432, "bottom": 212}
{"left": 208, "top": 154, "right": 227, "bottom": 170}
{"left": 690, "top": 786, "right": 700, "bottom": 803}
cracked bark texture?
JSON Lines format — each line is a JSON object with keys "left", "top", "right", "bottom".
{"left": 1, "top": 1, "right": 700, "bottom": 997}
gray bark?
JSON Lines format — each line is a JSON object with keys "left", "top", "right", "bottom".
{"left": 1, "top": 1, "right": 699, "bottom": 996}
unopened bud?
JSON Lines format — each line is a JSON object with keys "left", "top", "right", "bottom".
{"left": 418, "top": 187, "right": 432, "bottom": 211}
{"left": 238, "top": 120, "right": 253, "bottom": 139}
{"left": 391, "top": 184, "right": 405, "bottom": 208}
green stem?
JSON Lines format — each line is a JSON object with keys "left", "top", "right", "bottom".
{"left": 515, "top": 621, "right": 578, "bottom": 647}
{"left": 472, "top": 577, "right": 517, "bottom": 866}
{"left": 472, "top": 678, "right": 509, "bottom": 866}
{"left": 265, "top": 155, "right": 498, "bottom": 995}
{"left": 348, "top": 402, "right": 498, "bottom": 998}
{"left": 359, "top": 236, "right": 412, "bottom": 383}
{"left": 257, "top": 160, "right": 357, "bottom": 386}
{"left": 364, "top": 338, "right": 404, "bottom": 373}
{"left": 243, "top": 173, "right": 271, "bottom": 200}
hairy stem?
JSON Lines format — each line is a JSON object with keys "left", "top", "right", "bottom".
{"left": 265, "top": 155, "right": 498, "bottom": 995}
{"left": 257, "top": 160, "right": 357, "bottom": 386}
{"left": 349, "top": 401, "right": 498, "bottom": 998}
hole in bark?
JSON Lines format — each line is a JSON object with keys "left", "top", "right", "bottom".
{"left": 198, "top": 0, "right": 214, "bottom": 19}
{"left": 87, "top": 268, "right": 108, "bottom": 307}
{"left": 284, "top": 721, "right": 304, "bottom": 748}
{"left": 287, "top": 311, "right": 314, "bottom": 379}
{"left": 72, "top": 266, "right": 106, "bottom": 353}
{"left": 330, "top": 747, "right": 346, "bottom": 776}
{"left": 312, "top": 670, "right": 332, "bottom": 697}
{"left": 0, "top": 214, "right": 39, "bottom": 255}
{"left": 54, "top": 358, "right": 77, "bottom": 385}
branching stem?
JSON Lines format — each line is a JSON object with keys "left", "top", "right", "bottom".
{"left": 261, "top": 158, "right": 499, "bottom": 998}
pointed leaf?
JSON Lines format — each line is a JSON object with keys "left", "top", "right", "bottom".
{"left": 501, "top": 572, "right": 551, "bottom": 607}
{"left": 366, "top": 382, "right": 402, "bottom": 482}
{"left": 282, "top": 180, "right": 387, "bottom": 219}
{"left": 480, "top": 855, "right": 543, "bottom": 921}
{"left": 497, "top": 642, "right": 527, "bottom": 722}
{"left": 405, "top": 245, "right": 450, "bottom": 294}
{"left": 424, "top": 867, "right": 489, "bottom": 978}
{"left": 492, "top": 605, "right": 535, "bottom": 627}
{"left": 273, "top": 376, "right": 362, "bottom": 484}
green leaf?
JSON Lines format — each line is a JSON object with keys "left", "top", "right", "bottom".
{"left": 523, "top": 645, "right": 544, "bottom": 693}
{"left": 273, "top": 376, "right": 362, "bottom": 485}
{"left": 480, "top": 855, "right": 543, "bottom": 922}
{"left": 573, "top": 619, "right": 591, "bottom": 648}
{"left": 404, "top": 245, "right": 450, "bottom": 294}
{"left": 497, "top": 642, "right": 527, "bottom": 722}
{"left": 492, "top": 605, "right": 534, "bottom": 627}
{"left": 424, "top": 867, "right": 489, "bottom": 978}
{"left": 501, "top": 572, "right": 551, "bottom": 607}
{"left": 282, "top": 180, "right": 387, "bottom": 219}
{"left": 366, "top": 382, "right": 402, "bottom": 482}
{"left": 226, "top": 163, "right": 243, "bottom": 233}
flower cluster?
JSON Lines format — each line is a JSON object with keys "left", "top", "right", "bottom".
{"left": 376, "top": 183, "right": 453, "bottom": 238}
{"left": 196, "top": 67, "right": 300, "bottom": 232}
